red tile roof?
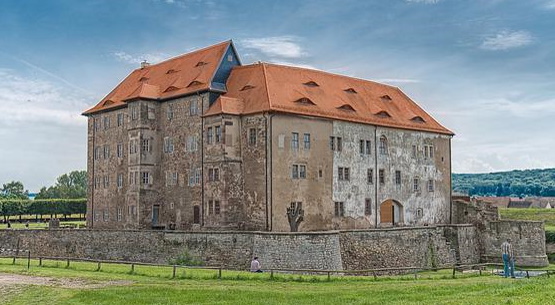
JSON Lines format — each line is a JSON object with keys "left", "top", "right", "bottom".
{"left": 206, "top": 63, "right": 453, "bottom": 135}
{"left": 82, "top": 41, "right": 232, "bottom": 115}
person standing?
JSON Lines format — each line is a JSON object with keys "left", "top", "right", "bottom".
{"left": 250, "top": 257, "right": 262, "bottom": 273}
{"left": 501, "top": 238, "right": 515, "bottom": 278}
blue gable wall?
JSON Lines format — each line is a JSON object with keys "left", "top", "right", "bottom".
{"left": 211, "top": 44, "right": 241, "bottom": 95}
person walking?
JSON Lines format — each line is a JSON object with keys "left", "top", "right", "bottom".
{"left": 501, "top": 238, "right": 515, "bottom": 278}
{"left": 250, "top": 257, "right": 262, "bottom": 273}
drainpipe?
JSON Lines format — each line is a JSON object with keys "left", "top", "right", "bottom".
{"left": 449, "top": 137, "right": 453, "bottom": 224}
{"left": 90, "top": 116, "right": 96, "bottom": 229}
{"left": 374, "top": 127, "right": 378, "bottom": 228}
{"left": 264, "top": 113, "right": 269, "bottom": 231}
{"left": 199, "top": 92, "right": 205, "bottom": 227}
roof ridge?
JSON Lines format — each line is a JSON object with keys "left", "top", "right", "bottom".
{"left": 261, "top": 62, "right": 400, "bottom": 90}
{"left": 261, "top": 62, "right": 273, "bottom": 111}
{"left": 134, "top": 40, "right": 231, "bottom": 70}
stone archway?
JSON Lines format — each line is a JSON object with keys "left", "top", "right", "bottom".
{"left": 380, "top": 199, "right": 404, "bottom": 225}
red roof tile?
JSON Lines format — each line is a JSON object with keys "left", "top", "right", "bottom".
{"left": 207, "top": 63, "right": 454, "bottom": 135}
{"left": 82, "top": 41, "right": 232, "bottom": 115}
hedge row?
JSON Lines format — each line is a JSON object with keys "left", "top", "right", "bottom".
{"left": 545, "top": 230, "right": 555, "bottom": 244}
{"left": 0, "top": 199, "right": 86, "bottom": 218}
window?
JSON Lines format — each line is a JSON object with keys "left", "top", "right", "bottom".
{"left": 291, "top": 132, "right": 299, "bottom": 150}
{"left": 334, "top": 202, "right": 345, "bottom": 217}
{"left": 141, "top": 172, "right": 151, "bottom": 185}
{"left": 167, "top": 104, "right": 174, "bottom": 120}
{"left": 94, "top": 118, "right": 101, "bottom": 131}
{"left": 207, "top": 127, "right": 213, "bottom": 144}
{"left": 189, "top": 168, "right": 201, "bottom": 186}
{"left": 103, "top": 210, "right": 109, "bottom": 222}
{"left": 303, "top": 133, "right": 310, "bottom": 149}
{"left": 249, "top": 128, "right": 257, "bottom": 145}
{"left": 338, "top": 167, "right": 350, "bottom": 181}
{"left": 103, "top": 145, "right": 110, "bottom": 159}
{"left": 412, "top": 145, "right": 417, "bottom": 158}
{"left": 215, "top": 125, "right": 221, "bottom": 143}
{"left": 189, "top": 100, "right": 198, "bottom": 116}
{"left": 299, "top": 165, "right": 306, "bottom": 179}
{"left": 141, "top": 139, "right": 151, "bottom": 153}
{"left": 117, "top": 173, "right": 123, "bottom": 188}
{"left": 94, "top": 146, "right": 101, "bottom": 160}
{"left": 186, "top": 136, "right": 198, "bottom": 152}
{"left": 416, "top": 208, "right": 423, "bottom": 218}
{"left": 367, "top": 168, "right": 373, "bottom": 184}
{"left": 424, "top": 144, "right": 434, "bottom": 159}
{"left": 193, "top": 206, "right": 200, "bottom": 224}
{"left": 292, "top": 165, "right": 298, "bottom": 179}
{"left": 214, "top": 200, "right": 221, "bottom": 215}
{"left": 117, "top": 208, "right": 123, "bottom": 221}
{"left": 131, "top": 106, "right": 138, "bottom": 120}
{"left": 208, "top": 200, "right": 214, "bottom": 215}
{"left": 164, "top": 137, "right": 174, "bottom": 153}
{"left": 395, "top": 170, "right": 401, "bottom": 185}
{"left": 103, "top": 116, "right": 110, "bottom": 130}
{"left": 129, "top": 140, "right": 138, "bottom": 154}
{"left": 94, "top": 177, "right": 100, "bottom": 189}
{"left": 129, "top": 205, "right": 136, "bottom": 216}
{"left": 208, "top": 168, "right": 220, "bottom": 182}
{"left": 330, "top": 136, "right": 342, "bottom": 151}
{"left": 117, "top": 113, "right": 124, "bottom": 126}
{"left": 166, "top": 172, "right": 178, "bottom": 186}
{"left": 413, "top": 177, "right": 420, "bottom": 192}
{"left": 117, "top": 143, "right": 123, "bottom": 158}
{"left": 360, "top": 140, "right": 371, "bottom": 154}
{"left": 379, "top": 169, "right": 385, "bottom": 184}
{"left": 379, "top": 136, "right": 388, "bottom": 155}
{"left": 365, "top": 199, "right": 372, "bottom": 216}
{"left": 103, "top": 175, "right": 109, "bottom": 188}
{"left": 427, "top": 179, "right": 435, "bottom": 192}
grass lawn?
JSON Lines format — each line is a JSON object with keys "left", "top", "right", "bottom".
{"left": 1, "top": 259, "right": 555, "bottom": 305}
{"left": 0, "top": 220, "right": 85, "bottom": 230}
{"left": 499, "top": 208, "right": 555, "bottom": 227}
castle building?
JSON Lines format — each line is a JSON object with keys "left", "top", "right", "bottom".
{"left": 83, "top": 40, "right": 454, "bottom": 232}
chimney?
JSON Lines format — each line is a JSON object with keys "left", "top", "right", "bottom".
{"left": 141, "top": 60, "right": 150, "bottom": 69}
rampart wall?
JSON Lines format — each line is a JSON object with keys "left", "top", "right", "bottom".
{"left": 0, "top": 223, "right": 547, "bottom": 270}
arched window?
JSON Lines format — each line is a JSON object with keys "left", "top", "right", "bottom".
{"left": 379, "top": 136, "right": 388, "bottom": 155}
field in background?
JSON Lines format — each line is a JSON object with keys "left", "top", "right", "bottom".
{"left": 499, "top": 208, "right": 555, "bottom": 228}
{"left": 1, "top": 259, "right": 555, "bottom": 305}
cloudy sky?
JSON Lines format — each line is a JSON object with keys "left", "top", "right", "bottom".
{"left": 1, "top": 0, "right": 554, "bottom": 191}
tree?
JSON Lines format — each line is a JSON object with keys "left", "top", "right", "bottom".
{"left": 36, "top": 170, "right": 87, "bottom": 199}
{"left": 0, "top": 181, "right": 28, "bottom": 200}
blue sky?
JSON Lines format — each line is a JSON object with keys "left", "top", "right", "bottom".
{"left": 1, "top": 0, "right": 554, "bottom": 191}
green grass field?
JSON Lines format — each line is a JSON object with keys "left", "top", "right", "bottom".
{"left": 498, "top": 208, "right": 555, "bottom": 228}
{"left": 1, "top": 258, "right": 555, "bottom": 304}
{"left": 0, "top": 220, "right": 85, "bottom": 230}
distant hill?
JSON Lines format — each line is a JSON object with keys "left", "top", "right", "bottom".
{"left": 453, "top": 168, "right": 555, "bottom": 197}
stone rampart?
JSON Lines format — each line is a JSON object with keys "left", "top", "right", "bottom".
{"left": 0, "top": 222, "right": 547, "bottom": 270}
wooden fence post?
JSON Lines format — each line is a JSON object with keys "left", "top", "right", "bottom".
{"left": 218, "top": 267, "right": 222, "bottom": 279}
{"left": 131, "top": 263, "right": 135, "bottom": 274}
{"left": 39, "top": 257, "right": 42, "bottom": 267}
{"left": 27, "top": 251, "right": 31, "bottom": 270}
{"left": 172, "top": 265, "right": 176, "bottom": 279}
{"left": 96, "top": 261, "right": 101, "bottom": 271}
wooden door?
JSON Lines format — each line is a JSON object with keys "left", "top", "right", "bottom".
{"left": 380, "top": 200, "right": 393, "bottom": 223}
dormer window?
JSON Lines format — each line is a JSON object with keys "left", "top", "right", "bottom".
{"left": 411, "top": 116, "right": 426, "bottom": 123}
{"left": 139, "top": 77, "right": 149, "bottom": 82}
{"left": 195, "top": 61, "right": 208, "bottom": 67}
{"left": 380, "top": 95, "right": 392, "bottom": 101}
{"left": 344, "top": 88, "right": 357, "bottom": 94}
{"left": 240, "top": 85, "right": 256, "bottom": 91}
{"left": 375, "top": 111, "right": 391, "bottom": 118}
{"left": 164, "top": 86, "right": 179, "bottom": 92}
{"left": 166, "top": 69, "right": 178, "bottom": 74}
{"left": 337, "top": 104, "right": 356, "bottom": 112}
{"left": 187, "top": 80, "right": 204, "bottom": 87}
{"left": 102, "top": 100, "right": 115, "bottom": 107}
{"left": 294, "top": 98, "right": 316, "bottom": 106}
{"left": 303, "top": 81, "right": 319, "bottom": 87}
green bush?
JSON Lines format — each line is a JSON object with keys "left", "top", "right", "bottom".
{"left": 545, "top": 230, "right": 555, "bottom": 244}
{"left": 168, "top": 250, "right": 204, "bottom": 266}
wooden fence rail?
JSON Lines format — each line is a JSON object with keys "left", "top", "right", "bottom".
{"left": 0, "top": 254, "right": 552, "bottom": 280}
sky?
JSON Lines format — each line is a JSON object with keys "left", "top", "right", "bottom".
{"left": 1, "top": 0, "right": 554, "bottom": 191}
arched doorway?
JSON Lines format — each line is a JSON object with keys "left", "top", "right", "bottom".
{"left": 380, "top": 199, "right": 404, "bottom": 225}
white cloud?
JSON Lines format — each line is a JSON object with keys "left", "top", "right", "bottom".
{"left": 241, "top": 36, "right": 307, "bottom": 59}
{"left": 112, "top": 51, "right": 171, "bottom": 65}
{"left": 0, "top": 70, "right": 87, "bottom": 127}
{"left": 405, "top": 0, "right": 441, "bottom": 4}
{"left": 544, "top": 0, "right": 555, "bottom": 9}
{"left": 480, "top": 30, "right": 533, "bottom": 50}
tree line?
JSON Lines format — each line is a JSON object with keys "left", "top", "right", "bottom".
{"left": 0, "top": 170, "right": 86, "bottom": 220}
{"left": 453, "top": 168, "right": 555, "bottom": 197}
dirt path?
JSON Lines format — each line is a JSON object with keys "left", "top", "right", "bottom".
{"left": 0, "top": 272, "right": 133, "bottom": 295}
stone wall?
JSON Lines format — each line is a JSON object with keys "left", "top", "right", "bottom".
{"left": 0, "top": 223, "right": 547, "bottom": 271}
{"left": 480, "top": 220, "right": 548, "bottom": 266}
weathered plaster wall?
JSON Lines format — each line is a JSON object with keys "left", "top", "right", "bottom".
{"left": 271, "top": 115, "right": 334, "bottom": 232}
{"left": 375, "top": 127, "right": 451, "bottom": 226}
